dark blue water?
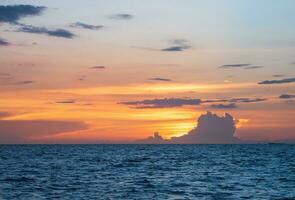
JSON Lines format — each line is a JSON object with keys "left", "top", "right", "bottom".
{"left": 0, "top": 145, "right": 294, "bottom": 200}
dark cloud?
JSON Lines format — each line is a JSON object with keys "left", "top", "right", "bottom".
{"left": 0, "top": 38, "right": 11, "bottom": 46}
{"left": 119, "top": 98, "right": 202, "bottom": 109}
{"left": 18, "top": 24, "right": 75, "bottom": 39}
{"left": 0, "top": 5, "right": 46, "bottom": 24}
{"left": 244, "top": 65, "right": 264, "bottom": 70}
{"left": 148, "top": 77, "right": 172, "bottom": 82}
{"left": 0, "top": 120, "right": 87, "bottom": 144}
{"left": 15, "top": 80, "right": 34, "bottom": 85}
{"left": 70, "top": 22, "right": 103, "bottom": 30}
{"left": 120, "top": 97, "right": 267, "bottom": 109}
{"left": 172, "top": 112, "right": 239, "bottom": 144}
{"left": 137, "top": 112, "right": 240, "bottom": 144}
{"left": 220, "top": 64, "right": 251, "bottom": 68}
{"left": 211, "top": 103, "right": 237, "bottom": 109}
{"left": 89, "top": 66, "right": 106, "bottom": 70}
{"left": 136, "top": 132, "right": 167, "bottom": 144}
{"left": 258, "top": 78, "right": 295, "bottom": 85}
{"left": 279, "top": 94, "right": 295, "bottom": 99}
{"left": 109, "top": 14, "right": 133, "bottom": 20}
{"left": 56, "top": 100, "right": 76, "bottom": 104}
{"left": 162, "top": 39, "right": 191, "bottom": 52}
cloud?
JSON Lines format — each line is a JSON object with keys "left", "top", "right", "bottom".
{"left": 120, "top": 97, "right": 267, "bottom": 109}
{"left": 244, "top": 65, "right": 264, "bottom": 70}
{"left": 0, "top": 120, "right": 87, "bottom": 144}
{"left": 0, "top": 112, "right": 10, "bottom": 119}
{"left": 273, "top": 74, "right": 284, "bottom": 78}
{"left": 279, "top": 94, "right": 295, "bottom": 99}
{"left": 211, "top": 103, "right": 237, "bottom": 109}
{"left": 55, "top": 100, "right": 76, "bottom": 104}
{"left": 136, "top": 132, "right": 167, "bottom": 144}
{"left": 109, "top": 14, "right": 133, "bottom": 20}
{"left": 89, "top": 66, "right": 106, "bottom": 70}
{"left": 70, "top": 22, "right": 103, "bottom": 30}
{"left": 172, "top": 112, "right": 239, "bottom": 144}
{"left": 137, "top": 111, "right": 240, "bottom": 144}
{"left": 0, "top": 5, "right": 46, "bottom": 24}
{"left": 228, "top": 98, "right": 267, "bottom": 103}
{"left": 220, "top": 64, "right": 251, "bottom": 68}
{"left": 119, "top": 98, "right": 202, "bottom": 109}
{"left": 15, "top": 80, "right": 34, "bottom": 85}
{"left": 17, "top": 24, "right": 75, "bottom": 39}
{"left": 148, "top": 77, "right": 172, "bottom": 82}
{"left": 162, "top": 39, "right": 191, "bottom": 52}
{"left": 258, "top": 78, "right": 295, "bottom": 85}
{"left": 0, "top": 38, "right": 11, "bottom": 46}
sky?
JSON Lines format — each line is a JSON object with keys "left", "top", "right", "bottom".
{"left": 0, "top": 0, "right": 295, "bottom": 143}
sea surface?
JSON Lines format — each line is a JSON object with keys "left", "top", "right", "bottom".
{"left": 0, "top": 144, "right": 294, "bottom": 200}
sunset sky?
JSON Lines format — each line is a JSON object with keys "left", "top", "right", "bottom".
{"left": 0, "top": 0, "right": 295, "bottom": 143}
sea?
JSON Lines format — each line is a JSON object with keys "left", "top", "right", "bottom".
{"left": 0, "top": 144, "right": 294, "bottom": 200}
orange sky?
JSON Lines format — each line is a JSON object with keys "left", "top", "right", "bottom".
{"left": 0, "top": 1, "right": 295, "bottom": 143}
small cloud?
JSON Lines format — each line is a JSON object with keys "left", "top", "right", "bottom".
{"left": 229, "top": 98, "right": 267, "bottom": 103}
{"left": 70, "top": 22, "right": 103, "bottom": 30}
{"left": 273, "top": 74, "right": 284, "bottom": 78}
{"left": 220, "top": 64, "right": 251, "bottom": 68}
{"left": 15, "top": 80, "right": 34, "bottom": 85}
{"left": 119, "top": 98, "right": 202, "bottom": 109}
{"left": 78, "top": 75, "right": 87, "bottom": 81}
{"left": 211, "top": 103, "right": 237, "bottom": 109}
{"left": 89, "top": 66, "right": 106, "bottom": 70}
{"left": 108, "top": 14, "right": 133, "bottom": 20}
{"left": 279, "top": 94, "right": 295, "bottom": 99}
{"left": 0, "top": 72, "right": 11, "bottom": 77}
{"left": 0, "top": 38, "right": 11, "bottom": 46}
{"left": 18, "top": 24, "right": 75, "bottom": 39}
{"left": 203, "top": 97, "right": 267, "bottom": 104}
{"left": 148, "top": 77, "right": 172, "bottom": 82}
{"left": 0, "top": 112, "right": 10, "bottom": 119}
{"left": 244, "top": 65, "right": 264, "bottom": 70}
{"left": 258, "top": 78, "right": 295, "bottom": 85}
{"left": 0, "top": 5, "right": 46, "bottom": 24}
{"left": 56, "top": 100, "right": 76, "bottom": 104}
{"left": 162, "top": 39, "right": 191, "bottom": 52}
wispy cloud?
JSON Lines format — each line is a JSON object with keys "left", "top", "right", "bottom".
{"left": 15, "top": 80, "right": 34, "bottom": 85}
{"left": 89, "top": 66, "right": 106, "bottom": 70}
{"left": 0, "top": 38, "right": 11, "bottom": 46}
{"left": 228, "top": 98, "right": 267, "bottom": 103}
{"left": 273, "top": 74, "right": 284, "bottom": 78}
{"left": 220, "top": 64, "right": 251, "bottom": 68}
{"left": 211, "top": 103, "right": 237, "bottom": 109}
{"left": 119, "top": 98, "right": 202, "bottom": 109}
{"left": 258, "top": 78, "right": 295, "bottom": 85}
{"left": 162, "top": 39, "right": 191, "bottom": 52}
{"left": 219, "top": 64, "right": 264, "bottom": 70}
{"left": 17, "top": 24, "right": 75, "bottom": 39}
{"left": 279, "top": 94, "right": 295, "bottom": 99}
{"left": 148, "top": 77, "right": 172, "bottom": 82}
{"left": 108, "top": 14, "right": 133, "bottom": 20}
{"left": 70, "top": 22, "right": 103, "bottom": 30}
{"left": 0, "top": 5, "right": 46, "bottom": 24}
{"left": 56, "top": 100, "right": 76, "bottom": 104}
{"left": 244, "top": 65, "right": 264, "bottom": 70}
